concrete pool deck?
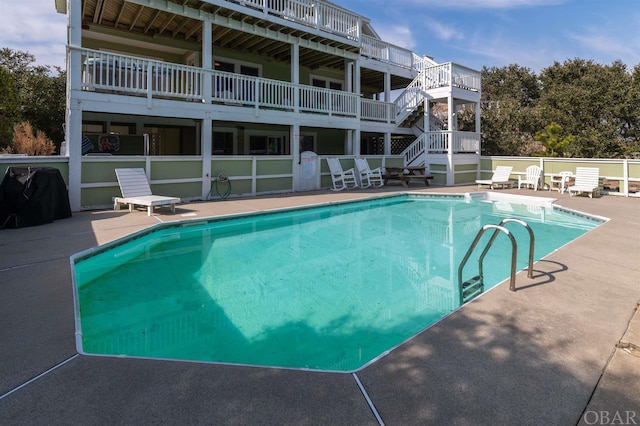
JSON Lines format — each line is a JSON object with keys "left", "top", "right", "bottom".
{"left": 1, "top": 185, "right": 639, "bottom": 425}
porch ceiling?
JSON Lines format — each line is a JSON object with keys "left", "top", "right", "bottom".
{"left": 359, "top": 68, "right": 413, "bottom": 95}
{"left": 81, "top": 0, "right": 361, "bottom": 71}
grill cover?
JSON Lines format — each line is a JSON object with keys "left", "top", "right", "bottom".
{"left": 0, "top": 166, "right": 72, "bottom": 228}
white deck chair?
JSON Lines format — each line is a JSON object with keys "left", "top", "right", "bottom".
{"left": 355, "top": 158, "right": 384, "bottom": 188}
{"left": 518, "top": 165, "right": 542, "bottom": 191}
{"left": 114, "top": 168, "right": 181, "bottom": 216}
{"left": 568, "top": 167, "right": 600, "bottom": 198}
{"left": 326, "top": 158, "right": 358, "bottom": 191}
{"left": 476, "top": 166, "right": 513, "bottom": 189}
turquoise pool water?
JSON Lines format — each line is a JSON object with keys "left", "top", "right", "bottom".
{"left": 72, "top": 194, "right": 603, "bottom": 371}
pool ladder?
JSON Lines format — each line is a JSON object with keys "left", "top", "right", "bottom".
{"left": 458, "top": 218, "right": 535, "bottom": 305}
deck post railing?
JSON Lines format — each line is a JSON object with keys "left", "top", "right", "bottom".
{"left": 76, "top": 47, "right": 359, "bottom": 117}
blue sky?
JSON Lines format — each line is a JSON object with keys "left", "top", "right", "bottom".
{"left": 1, "top": 0, "right": 638, "bottom": 72}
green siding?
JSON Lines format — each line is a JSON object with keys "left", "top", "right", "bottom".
{"left": 228, "top": 179, "right": 252, "bottom": 195}
{"left": 257, "top": 159, "right": 293, "bottom": 175}
{"left": 385, "top": 158, "right": 404, "bottom": 168}
{"left": 212, "top": 159, "right": 253, "bottom": 177}
{"left": 454, "top": 163, "right": 478, "bottom": 172}
{"left": 257, "top": 177, "right": 292, "bottom": 192}
{"left": 150, "top": 161, "right": 202, "bottom": 180}
{"left": 81, "top": 161, "right": 145, "bottom": 183}
{"left": 431, "top": 174, "right": 446, "bottom": 186}
{"left": 81, "top": 186, "right": 120, "bottom": 207}
{"left": 455, "top": 171, "right": 477, "bottom": 185}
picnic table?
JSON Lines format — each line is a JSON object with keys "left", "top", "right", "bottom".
{"left": 383, "top": 166, "right": 434, "bottom": 187}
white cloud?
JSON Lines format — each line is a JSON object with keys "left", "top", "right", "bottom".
{"left": 448, "top": 30, "right": 558, "bottom": 72}
{"left": 566, "top": 25, "right": 640, "bottom": 66}
{"left": 423, "top": 17, "right": 463, "bottom": 41}
{"left": 375, "top": 25, "right": 417, "bottom": 50}
{"left": 0, "top": 0, "right": 67, "bottom": 68}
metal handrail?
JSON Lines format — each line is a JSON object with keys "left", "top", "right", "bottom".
{"left": 458, "top": 218, "right": 535, "bottom": 304}
{"left": 494, "top": 218, "right": 534, "bottom": 280}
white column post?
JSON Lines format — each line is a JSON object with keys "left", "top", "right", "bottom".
{"left": 446, "top": 95, "right": 454, "bottom": 186}
{"left": 291, "top": 42, "right": 299, "bottom": 113}
{"left": 352, "top": 60, "right": 361, "bottom": 157}
{"left": 202, "top": 21, "right": 212, "bottom": 104}
{"left": 202, "top": 113, "right": 212, "bottom": 199}
{"left": 384, "top": 133, "right": 391, "bottom": 156}
{"left": 201, "top": 20, "right": 213, "bottom": 199}
{"left": 66, "top": 0, "right": 83, "bottom": 211}
{"left": 291, "top": 124, "right": 301, "bottom": 191}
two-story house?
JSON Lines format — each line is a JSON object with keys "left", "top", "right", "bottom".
{"left": 54, "top": 0, "right": 481, "bottom": 211}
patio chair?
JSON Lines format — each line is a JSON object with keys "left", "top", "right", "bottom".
{"left": 549, "top": 171, "right": 573, "bottom": 193}
{"left": 567, "top": 167, "right": 600, "bottom": 198}
{"left": 114, "top": 168, "right": 181, "bottom": 216}
{"left": 475, "top": 166, "right": 513, "bottom": 189}
{"left": 326, "top": 158, "right": 358, "bottom": 191}
{"left": 355, "top": 158, "right": 384, "bottom": 188}
{"left": 518, "top": 165, "right": 542, "bottom": 191}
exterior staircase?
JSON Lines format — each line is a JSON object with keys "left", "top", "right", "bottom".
{"left": 393, "top": 61, "right": 481, "bottom": 168}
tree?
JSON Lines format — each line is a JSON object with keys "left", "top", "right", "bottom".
{"left": 0, "top": 48, "right": 66, "bottom": 153}
{"left": 538, "top": 59, "right": 630, "bottom": 158}
{"left": 533, "top": 122, "right": 574, "bottom": 157}
{"left": 479, "top": 65, "right": 542, "bottom": 155}
{"left": 0, "top": 66, "right": 20, "bottom": 147}
{"left": 620, "top": 64, "right": 640, "bottom": 157}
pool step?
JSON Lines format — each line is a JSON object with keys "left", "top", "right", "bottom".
{"left": 461, "top": 275, "right": 484, "bottom": 303}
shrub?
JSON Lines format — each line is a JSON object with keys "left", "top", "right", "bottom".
{"left": 9, "top": 121, "right": 56, "bottom": 156}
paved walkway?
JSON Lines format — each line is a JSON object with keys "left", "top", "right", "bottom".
{"left": 1, "top": 185, "right": 639, "bottom": 425}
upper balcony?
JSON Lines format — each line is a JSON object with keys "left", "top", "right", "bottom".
{"left": 77, "top": 48, "right": 366, "bottom": 118}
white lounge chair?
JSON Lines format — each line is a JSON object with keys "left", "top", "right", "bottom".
{"left": 326, "top": 158, "right": 358, "bottom": 191}
{"left": 518, "top": 165, "right": 542, "bottom": 191}
{"left": 355, "top": 158, "right": 384, "bottom": 188}
{"left": 568, "top": 167, "right": 600, "bottom": 198}
{"left": 476, "top": 166, "right": 513, "bottom": 189}
{"left": 114, "top": 168, "right": 180, "bottom": 216}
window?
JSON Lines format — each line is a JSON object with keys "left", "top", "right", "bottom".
{"left": 213, "top": 131, "right": 234, "bottom": 155}
{"left": 299, "top": 135, "right": 315, "bottom": 153}
{"left": 110, "top": 122, "right": 136, "bottom": 135}
{"left": 310, "top": 75, "right": 343, "bottom": 91}
{"left": 249, "top": 135, "right": 285, "bottom": 155}
{"left": 82, "top": 121, "right": 105, "bottom": 134}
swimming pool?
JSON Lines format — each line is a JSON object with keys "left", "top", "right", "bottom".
{"left": 71, "top": 193, "right": 604, "bottom": 372}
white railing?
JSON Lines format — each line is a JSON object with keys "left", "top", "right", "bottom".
{"left": 240, "top": 0, "right": 360, "bottom": 41}
{"left": 361, "top": 35, "right": 414, "bottom": 69}
{"left": 425, "top": 131, "right": 480, "bottom": 154}
{"left": 451, "top": 131, "right": 480, "bottom": 153}
{"left": 79, "top": 48, "right": 357, "bottom": 117}
{"left": 394, "top": 74, "right": 424, "bottom": 125}
{"left": 400, "top": 131, "right": 480, "bottom": 165}
{"left": 423, "top": 63, "right": 481, "bottom": 92}
{"left": 299, "top": 84, "right": 358, "bottom": 116}
{"left": 394, "top": 63, "right": 481, "bottom": 126}
{"left": 361, "top": 99, "right": 394, "bottom": 122}
{"left": 401, "top": 133, "right": 426, "bottom": 165}
{"left": 82, "top": 50, "right": 203, "bottom": 100}
{"left": 451, "top": 64, "right": 481, "bottom": 91}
